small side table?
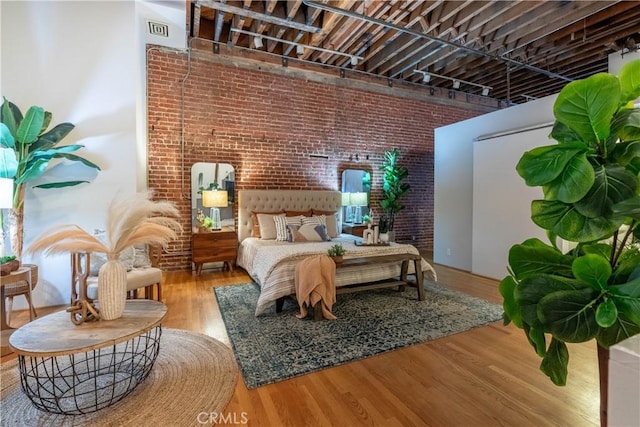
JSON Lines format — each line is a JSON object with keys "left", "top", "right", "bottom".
{"left": 192, "top": 229, "right": 238, "bottom": 275}
{"left": 1, "top": 265, "right": 38, "bottom": 357}
{"left": 9, "top": 299, "right": 167, "bottom": 414}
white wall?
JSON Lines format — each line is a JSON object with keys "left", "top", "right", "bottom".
{"left": 435, "top": 49, "right": 640, "bottom": 278}
{"left": 434, "top": 95, "right": 556, "bottom": 273}
{"left": 0, "top": 1, "right": 185, "bottom": 308}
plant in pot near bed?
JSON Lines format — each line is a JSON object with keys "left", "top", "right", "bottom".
{"left": 499, "top": 59, "right": 640, "bottom": 427}
{"left": 379, "top": 148, "right": 410, "bottom": 242}
{"left": 327, "top": 243, "right": 346, "bottom": 264}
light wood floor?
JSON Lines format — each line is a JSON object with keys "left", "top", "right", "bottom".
{"left": 2, "top": 261, "right": 600, "bottom": 426}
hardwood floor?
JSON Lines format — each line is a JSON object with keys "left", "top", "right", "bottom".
{"left": 2, "top": 262, "right": 600, "bottom": 426}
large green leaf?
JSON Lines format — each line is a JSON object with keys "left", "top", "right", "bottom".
{"left": 573, "top": 165, "right": 637, "bottom": 218}
{"left": 619, "top": 59, "right": 640, "bottom": 104}
{"left": 612, "top": 140, "right": 640, "bottom": 166}
{"left": 550, "top": 121, "right": 582, "bottom": 145}
{"left": 0, "top": 123, "right": 15, "bottom": 149}
{"left": 542, "top": 153, "right": 594, "bottom": 203}
{"left": 16, "top": 106, "right": 45, "bottom": 144}
{"left": 528, "top": 326, "right": 547, "bottom": 357}
{"left": 51, "top": 152, "right": 101, "bottom": 170}
{"left": 14, "top": 158, "right": 48, "bottom": 184}
{"left": 572, "top": 253, "right": 611, "bottom": 290}
{"left": 508, "top": 238, "right": 574, "bottom": 279}
{"left": 611, "top": 109, "right": 640, "bottom": 143}
{"left": 540, "top": 338, "right": 569, "bottom": 386}
{"left": 0, "top": 147, "right": 18, "bottom": 178}
{"left": 610, "top": 277, "right": 640, "bottom": 325}
{"left": 515, "top": 275, "right": 583, "bottom": 328}
{"left": 581, "top": 243, "right": 612, "bottom": 261}
{"left": 30, "top": 122, "right": 75, "bottom": 153}
{"left": 33, "top": 180, "right": 90, "bottom": 189}
{"left": 610, "top": 247, "right": 640, "bottom": 284}
{"left": 612, "top": 197, "right": 640, "bottom": 220}
{"left": 596, "top": 314, "right": 640, "bottom": 348}
{"left": 554, "top": 73, "right": 620, "bottom": 144}
{"left": 516, "top": 143, "right": 588, "bottom": 187}
{"left": 499, "top": 276, "right": 523, "bottom": 328}
{"left": 537, "top": 288, "right": 600, "bottom": 343}
{"left": 531, "top": 200, "right": 622, "bottom": 242}
{"left": 0, "top": 97, "right": 21, "bottom": 137}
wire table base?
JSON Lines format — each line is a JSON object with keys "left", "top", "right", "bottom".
{"left": 16, "top": 325, "right": 162, "bottom": 415}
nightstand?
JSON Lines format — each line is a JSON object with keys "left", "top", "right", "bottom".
{"left": 192, "top": 229, "right": 238, "bottom": 275}
{"left": 342, "top": 223, "right": 369, "bottom": 238}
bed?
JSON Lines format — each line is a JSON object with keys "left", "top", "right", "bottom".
{"left": 236, "top": 190, "right": 437, "bottom": 315}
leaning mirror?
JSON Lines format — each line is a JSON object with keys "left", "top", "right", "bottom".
{"left": 191, "top": 162, "right": 235, "bottom": 232}
{"left": 341, "top": 169, "right": 371, "bottom": 224}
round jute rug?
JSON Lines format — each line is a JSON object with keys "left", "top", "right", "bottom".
{"left": 1, "top": 328, "right": 238, "bottom": 426}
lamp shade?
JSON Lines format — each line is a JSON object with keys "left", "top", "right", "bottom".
{"left": 0, "top": 178, "right": 13, "bottom": 208}
{"left": 202, "top": 190, "right": 228, "bottom": 208}
{"left": 350, "top": 192, "right": 368, "bottom": 207}
{"left": 341, "top": 192, "right": 351, "bottom": 207}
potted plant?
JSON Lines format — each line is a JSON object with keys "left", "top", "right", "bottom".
{"left": 379, "top": 148, "right": 410, "bottom": 242}
{"left": 0, "top": 98, "right": 101, "bottom": 258}
{"left": 327, "top": 243, "right": 346, "bottom": 263}
{"left": 500, "top": 59, "right": 640, "bottom": 426}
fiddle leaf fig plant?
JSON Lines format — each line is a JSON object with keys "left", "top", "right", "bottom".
{"left": 500, "top": 59, "right": 640, "bottom": 387}
{"left": 379, "top": 148, "right": 410, "bottom": 232}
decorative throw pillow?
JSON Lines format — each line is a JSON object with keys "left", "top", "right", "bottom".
{"left": 302, "top": 215, "right": 326, "bottom": 226}
{"left": 274, "top": 215, "right": 304, "bottom": 241}
{"left": 90, "top": 246, "right": 135, "bottom": 276}
{"left": 312, "top": 211, "right": 339, "bottom": 238}
{"left": 257, "top": 213, "right": 285, "bottom": 240}
{"left": 251, "top": 210, "right": 283, "bottom": 238}
{"left": 289, "top": 223, "right": 331, "bottom": 242}
{"left": 133, "top": 244, "right": 152, "bottom": 268}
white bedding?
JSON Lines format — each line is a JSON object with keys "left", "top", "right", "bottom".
{"left": 238, "top": 234, "right": 437, "bottom": 315}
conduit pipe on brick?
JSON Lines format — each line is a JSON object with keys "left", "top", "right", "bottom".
{"left": 301, "top": 0, "right": 573, "bottom": 84}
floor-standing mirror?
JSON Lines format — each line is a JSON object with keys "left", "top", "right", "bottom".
{"left": 190, "top": 162, "right": 237, "bottom": 275}
{"left": 341, "top": 169, "right": 371, "bottom": 236}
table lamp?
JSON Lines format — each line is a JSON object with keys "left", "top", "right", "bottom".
{"left": 0, "top": 178, "right": 14, "bottom": 257}
{"left": 350, "top": 192, "right": 368, "bottom": 224}
{"left": 202, "top": 190, "right": 228, "bottom": 230}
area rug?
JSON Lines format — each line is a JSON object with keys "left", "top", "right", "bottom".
{"left": 215, "top": 281, "right": 503, "bottom": 389}
{"left": 1, "top": 328, "right": 237, "bottom": 427}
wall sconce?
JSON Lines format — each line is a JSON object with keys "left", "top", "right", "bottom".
{"left": 452, "top": 80, "right": 461, "bottom": 89}
{"left": 254, "top": 36, "right": 264, "bottom": 49}
{"left": 202, "top": 190, "right": 228, "bottom": 230}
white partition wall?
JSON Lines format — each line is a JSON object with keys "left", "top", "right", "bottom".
{"left": 471, "top": 127, "right": 549, "bottom": 279}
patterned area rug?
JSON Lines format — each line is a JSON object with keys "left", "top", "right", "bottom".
{"left": 214, "top": 281, "right": 503, "bottom": 389}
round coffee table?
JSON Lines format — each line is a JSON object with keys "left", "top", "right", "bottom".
{"left": 9, "top": 299, "right": 167, "bottom": 414}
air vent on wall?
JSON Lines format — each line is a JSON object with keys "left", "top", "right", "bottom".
{"left": 147, "top": 20, "right": 169, "bottom": 37}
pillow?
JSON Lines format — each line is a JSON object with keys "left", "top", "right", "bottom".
{"left": 286, "top": 209, "right": 312, "bottom": 217}
{"left": 302, "top": 215, "right": 326, "bottom": 226}
{"left": 257, "top": 212, "right": 285, "bottom": 240}
{"left": 274, "top": 215, "right": 304, "bottom": 241}
{"left": 251, "top": 210, "right": 283, "bottom": 238}
{"left": 133, "top": 244, "right": 152, "bottom": 268}
{"left": 312, "top": 211, "right": 339, "bottom": 238}
{"left": 90, "top": 246, "right": 135, "bottom": 276}
{"left": 289, "top": 223, "right": 331, "bottom": 242}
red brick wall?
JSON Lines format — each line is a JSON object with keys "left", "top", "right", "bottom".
{"left": 147, "top": 48, "right": 481, "bottom": 270}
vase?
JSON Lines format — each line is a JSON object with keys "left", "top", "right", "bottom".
{"left": 331, "top": 255, "right": 343, "bottom": 264}
{"left": 379, "top": 232, "right": 389, "bottom": 243}
{"left": 97, "top": 260, "right": 128, "bottom": 320}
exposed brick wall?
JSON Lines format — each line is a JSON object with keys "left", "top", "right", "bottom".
{"left": 147, "top": 47, "right": 482, "bottom": 271}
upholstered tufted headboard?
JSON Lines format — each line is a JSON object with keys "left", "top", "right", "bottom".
{"left": 237, "top": 190, "right": 342, "bottom": 242}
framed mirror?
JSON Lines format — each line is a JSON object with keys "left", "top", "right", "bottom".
{"left": 341, "top": 169, "right": 371, "bottom": 224}
{"left": 191, "top": 162, "right": 235, "bottom": 232}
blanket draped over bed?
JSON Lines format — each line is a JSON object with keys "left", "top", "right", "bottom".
{"left": 236, "top": 190, "right": 437, "bottom": 316}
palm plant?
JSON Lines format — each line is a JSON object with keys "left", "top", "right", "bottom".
{"left": 28, "top": 192, "right": 181, "bottom": 320}
{"left": 0, "top": 97, "right": 100, "bottom": 258}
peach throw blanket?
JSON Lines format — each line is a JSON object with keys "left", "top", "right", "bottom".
{"left": 295, "top": 254, "right": 337, "bottom": 320}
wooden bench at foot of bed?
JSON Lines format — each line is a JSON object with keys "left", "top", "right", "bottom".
{"left": 275, "top": 253, "right": 425, "bottom": 316}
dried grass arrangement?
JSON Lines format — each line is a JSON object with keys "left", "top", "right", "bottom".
{"left": 28, "top": 191, "right": 181, "bottom": 321}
